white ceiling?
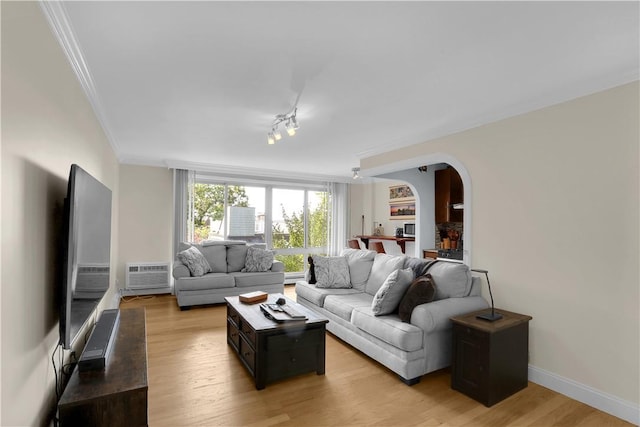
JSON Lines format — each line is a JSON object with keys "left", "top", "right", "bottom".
{"left": 44, "top": 1, "right": 639, "bottom": 181}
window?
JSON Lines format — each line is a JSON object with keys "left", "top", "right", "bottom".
{"left": 190, "top": 177, "right": 330, "bottom": 278}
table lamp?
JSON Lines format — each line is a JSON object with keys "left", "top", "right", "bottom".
{"left": 471, "top": 268, "right": 503, "bottom": 321}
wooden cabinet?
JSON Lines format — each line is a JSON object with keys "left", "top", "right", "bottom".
{"left": 423, "top": 249, "right": 438, "bottom": 259}
{"left": 450, "top": 309, "right": 532, "bottom": 407}
{"left": 435, "top": 167, "right": 463, "bottom": 223}
{"left": 58, "top": 308, "right": 148, "bottom": 426}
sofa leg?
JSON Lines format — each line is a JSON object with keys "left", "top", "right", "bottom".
{"left": 399, "top": 375, "right": 420, "bottom": 386}
{"left": 179, "top": 306, "right": 190, "bottom": 311}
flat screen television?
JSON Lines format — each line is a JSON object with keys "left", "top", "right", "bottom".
{"left": 60, "top": 164, "right": 112, "bottom": 350}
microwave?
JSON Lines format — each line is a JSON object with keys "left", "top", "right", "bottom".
{"left": 403, "top": 222, "right": 415, "bottom": 237}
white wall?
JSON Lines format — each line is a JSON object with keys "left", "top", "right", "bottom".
{"left": 361, "top": 82, "right": 639, "bottom": 418}
{"left": 118, "top": 165, "right": 174, "bottom": 290}
{"left": 1, "top": 2, "right": 120, "bottom": 425}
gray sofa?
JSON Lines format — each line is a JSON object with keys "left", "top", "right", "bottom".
{"left": 295, "top": 248, "right": 488, "bottom": 384}
{"left": 172, "top": 240, "right": 285, "bottom": 309}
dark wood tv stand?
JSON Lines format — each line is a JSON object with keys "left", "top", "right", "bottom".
{"left": 58, "top": 307, "right": 148, "bottom": 426}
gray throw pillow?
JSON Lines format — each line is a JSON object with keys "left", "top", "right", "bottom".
{"left": 177, "top": 246, "right": 212, "bottom": 277}
{"left": 243, "top": 246, "right": 274, "bottom": 272}
{"left": 371, "top": 268, "right": 414, "bottom": 316}
{"left": 313, "top": 255, "right": 351, "bottom": 289}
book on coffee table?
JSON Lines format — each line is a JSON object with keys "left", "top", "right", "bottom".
{"left": 239, "top": 291, "right": 268, "bottom": 304}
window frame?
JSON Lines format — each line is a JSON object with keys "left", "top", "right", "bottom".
{"left": 193, "top": 173, "right": 330, "bottom": 280}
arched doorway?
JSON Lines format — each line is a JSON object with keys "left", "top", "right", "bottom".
{"left": 364, "top": 154, "right": 472, "bottom": 265}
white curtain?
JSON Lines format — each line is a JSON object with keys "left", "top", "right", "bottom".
{"left": 173, "top": 169, "right": 195, "bottom": 257}
{"left": 328, "top": 182, "right": 349, "bottom": 255}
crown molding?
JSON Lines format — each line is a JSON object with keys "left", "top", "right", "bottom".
{"left": 39, "top": 1, "right": 121, "bottom": 158}
{"left": 159, "top": 159, "right": 353, "bottom": 184}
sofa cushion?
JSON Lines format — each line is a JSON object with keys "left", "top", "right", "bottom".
{"left": 323, "top": 293, "right": 373, "bottom": 321}
{"left": 365, "top": 254, "right": 406, "bottom": 296}
{"left": 227, "top": 244, "right": 249, "bottom": 272}
{"left": 351, "top": 306, "right": 423, "bottom": 352}
{"left": 313, "top": 255, "right": 351, "bottom": 288}
{"left": 230, "top": 271, "right": 284, "bottom": 288}
{"left": 243, "top": 246, "right": 274, "bottom": 272}
{"left": 428, "top": 261, "right": 472, "bottom": 300}
{"left": 199, "top": 245, "right": 227, "bottom": 273}
{"left": 295, "top": 281, "right": 360, "bottom": 307}
{"left": 340, "top": 248, "right": 376, "bottom": 291}
{"left": 177, "top": 246, "right": 212, "bottom": 277}
{"left": 176, "top": 273, "right": 234, "bottom": 291}
{"left": 398, "top": 274, "right": 437, "bottom": 323}
{"left": 371, "top": 268, "right": 414, "bottom": 316}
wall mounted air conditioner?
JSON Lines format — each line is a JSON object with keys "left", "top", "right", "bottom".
{"left": 124, "top": 262, "right": 171, "bottom": 295}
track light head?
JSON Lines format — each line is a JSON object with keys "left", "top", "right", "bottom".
{"left": 352, "top": 167, "right": 361, "bottom": 179}
{"left": 285, "top": 119, "right": 296, "bottom": 136}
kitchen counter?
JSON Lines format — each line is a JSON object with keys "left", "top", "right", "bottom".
{"left": 355, "top": 235, "right": 414, "bottom": 254}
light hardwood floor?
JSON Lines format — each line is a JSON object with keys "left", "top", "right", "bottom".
{"left": 120, "top": 287, "right": 632, "bottom": 426}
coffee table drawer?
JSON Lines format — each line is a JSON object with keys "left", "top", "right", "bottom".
{"left": 265, "top": 347, "right": 318, "bottom": 381}
{"left": 239, "top": 336, "right": 255, "bottom": 374}
{"left": 227, "top": 305, "right": 240, "bottom": 326}
{"left": 227, "top": 319, "right": 240, "bottom": 351}
{"left": 266, "top": 328, "right": 323, "bottom": 350}
{"left": 240, "top": 322, "right": 256, "bottom": 347}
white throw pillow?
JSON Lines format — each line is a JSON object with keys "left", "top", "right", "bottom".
{"left": 371, "top": 268, "right": 414, "bottom": 315}
{"left": 313, "top": 255, "right": 351, "bottom": 289}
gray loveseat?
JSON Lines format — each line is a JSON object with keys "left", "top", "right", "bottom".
{"left": 295, "top": 248, "right": 488, "bottom": 384}
{"left": 173, "top": 240, "right": 285, "bottom": 309}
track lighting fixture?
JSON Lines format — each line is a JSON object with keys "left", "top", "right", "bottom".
{"left": 352, "top": 167, "right": 361, "bottom": 179}
{"left": 267, "top": 108, "right": 299, "bottom": 144}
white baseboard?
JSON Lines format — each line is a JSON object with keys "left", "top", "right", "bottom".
{"left": 528, "top": 365, "right": 639, "bottom": 425}
{"left": 121, "top": 287, "right": 172, "bottom": 297}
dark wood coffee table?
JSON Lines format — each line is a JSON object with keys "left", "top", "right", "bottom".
{"left": 225, "top": 293, "right": 328, "bottom": 390}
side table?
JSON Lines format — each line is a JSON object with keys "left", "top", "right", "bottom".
{"left": 450, "top": 308, "right": 532, "bottom": 407}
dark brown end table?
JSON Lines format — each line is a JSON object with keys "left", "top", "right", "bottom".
{"left": 58, "top": 308, "right": 148, "bottom": 426}
{"left": 225, "top": 293, "right": 328, "bottom": 390}
{"left": 450, "top": 308, "right": 532, "bottom": 406}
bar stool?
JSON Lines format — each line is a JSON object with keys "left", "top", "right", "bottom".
{"left": 372, "top": 241, "right": 386, "bottom": 254}
{"left": 347, "top": 239, "right": 361, "bottom": 249}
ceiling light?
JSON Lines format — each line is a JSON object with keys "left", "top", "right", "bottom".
{"left": 285, "top": 120, "right": 296, "bottom": 136}
{"left": 267, "top": 132, "right": 276, "bottom": 145}
{"left": 352, "top": 167, "right": 361, "bottom": 179}
{"left": 266, "top": 108, "right": 299, "bottom": 144}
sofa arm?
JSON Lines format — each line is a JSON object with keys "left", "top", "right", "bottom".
{"left": 409, "top": 296, "right": 489, "bottom": 333}
{"left": 172, "top": 261, "right": 191, "bottom": 280}
{"left": 270, "top": 260, "right": 285, "bottom": 273}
